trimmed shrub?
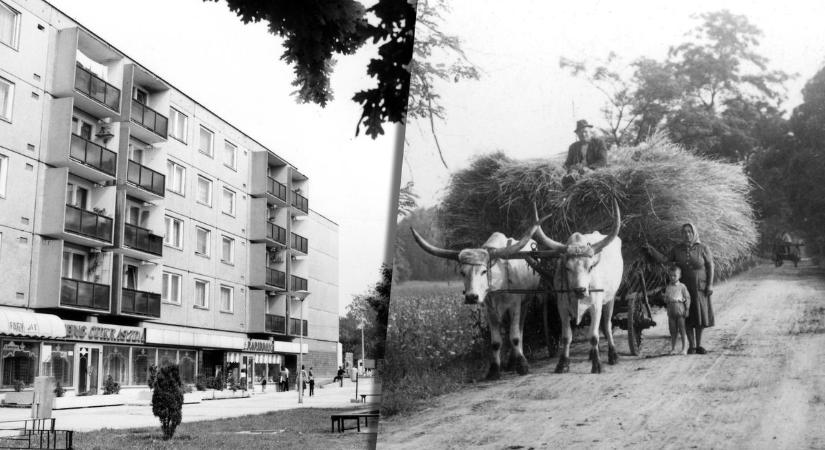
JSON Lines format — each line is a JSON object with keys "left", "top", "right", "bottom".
{"left": 151, "top": 365, "right": 184, "bottom": 440}
{"left": 103, "top": 375, "right": 120, "bottom": 395}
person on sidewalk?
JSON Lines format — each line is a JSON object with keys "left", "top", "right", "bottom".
{"left": 308, "top": 367, "right": 315, "bottom": 396}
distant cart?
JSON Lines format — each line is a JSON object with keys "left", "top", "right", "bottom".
{"left": 774, "top": 242, "right": 803, "bottom": 267}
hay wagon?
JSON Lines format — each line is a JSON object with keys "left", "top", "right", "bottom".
{"left": 500, "top": 251, "right": 659, "bottom": 357}
{"left": 773, "top": 242, "right": 802, "bottom": 267}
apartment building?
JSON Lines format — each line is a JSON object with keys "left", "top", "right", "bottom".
{"left": 0, "top": 0, "right": 340, "bottom": 395}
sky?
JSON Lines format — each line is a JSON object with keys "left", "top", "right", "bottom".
{"left": 46, "top": 0, "right": 400, "bottom": 315}
{"left": 403, "top": 0, "right": 825, "bottom": 207}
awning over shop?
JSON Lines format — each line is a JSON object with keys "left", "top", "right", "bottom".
{"left": 144, "top": 328, "right": 245, "bottom": 350}
{"left": 0, "top": 307, "right": 66, "bottom": 339}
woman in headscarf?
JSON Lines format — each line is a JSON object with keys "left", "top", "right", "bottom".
{"left": 644, "top": 223, "right": 715, "bottom": 354}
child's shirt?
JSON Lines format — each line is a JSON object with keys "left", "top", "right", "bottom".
{"left": 664, "top": 282, "right": 690, "bottom": 306}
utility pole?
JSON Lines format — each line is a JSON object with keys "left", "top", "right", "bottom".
{"left": 295, "top": 292, "right": 309, "bottom": 404}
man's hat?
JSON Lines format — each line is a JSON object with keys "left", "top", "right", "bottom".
{"left": 574, "top": 119, "right": 594, "bottom": 132}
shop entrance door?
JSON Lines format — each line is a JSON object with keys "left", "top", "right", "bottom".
{"left": 77, "top": 345, "right": 102, "bottom": 395}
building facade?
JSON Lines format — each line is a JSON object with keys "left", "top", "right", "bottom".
{"left": 0, "top": 0, "right": 340, "bottom": 395}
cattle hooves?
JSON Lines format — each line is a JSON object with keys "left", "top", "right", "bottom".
{"left": 591, "top": 362, "right": 602, "bottom": 374}
{"left": 608, "top": 348, "right": 618, "bottom": 365}
{"left": 485, "top": 365, "right": 501, "bottom": 381}
{"left": 516, "top": 357, "right": 529, "bottom": 375}
{"left": 554, "top": 358, "right": 569, "bottom": 374}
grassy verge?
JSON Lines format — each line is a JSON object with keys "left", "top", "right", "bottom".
{"left": 74, "top": 408, "right": 375, "bottom": 450}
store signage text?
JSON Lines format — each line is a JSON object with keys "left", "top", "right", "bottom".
{"left": 7, "top": 320, "right": 38, "bottom": 334}
{"left": 244, "top": 339, "right": 274, "bottom": 353}
{"left": 64, "top": 322, "right": 144, "bottom": 344}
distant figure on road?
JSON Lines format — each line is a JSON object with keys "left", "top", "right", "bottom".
{"left": 300, "top": 365, "right": 308, "bottom": 392}
{"left": 261, "top": 375, "right": 267, "bottom": 392}
{"left": 308, "top": 367, "right": 315, "bottom": 396}
{"left": 333, "top": 366, "right": 345, "bottom": 386}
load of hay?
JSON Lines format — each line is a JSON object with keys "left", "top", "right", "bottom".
{"left": 438, "top": 133, "right": 758, "bottom": 284}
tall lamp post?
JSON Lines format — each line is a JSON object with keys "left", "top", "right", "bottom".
{"left": 294, "top": 292, "right": 309, "bottom": 404}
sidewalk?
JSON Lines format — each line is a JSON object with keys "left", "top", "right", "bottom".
{"left": 0, "top": 378, "right": 380, "bottom": 432}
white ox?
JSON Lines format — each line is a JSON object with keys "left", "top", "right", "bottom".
{"left": 533, "top": 200, "right": 623, "bottom": 374}
{"left": 411, "top": 224, "right": 541, "bottom": 380}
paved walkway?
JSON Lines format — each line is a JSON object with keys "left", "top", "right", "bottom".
{"left": 0, "top": 378, "right": 380, "bottom": 432}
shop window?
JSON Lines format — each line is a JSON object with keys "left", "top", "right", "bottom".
{"left": 179, "top": 351, "right": 196, "bottom": 384}
{"left": 41, "top": 343, "right": 74, "bottom": 387}
{"left": 103, "top": 346, "right": 129, "bottom": 386}
{"left": 158, "top": 349, "right": 177, "bottom": 368}
{"left": 131, "top": 347, "right": 156, "bottom": 386}
{"left": 1, "top": 340, "right": 40, "bottom": 387}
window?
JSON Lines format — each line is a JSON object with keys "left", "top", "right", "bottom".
{"left": 195, "top": 226, "right": 210, "bottom": 256}
{"left": 221, "top": 187, "right": 235, "bottom": 216}
{"left": 0, "top": 77, "right": 13, "bottom": 122}
{"left": 162, "top": 272, "right": 181, "bottom": 304}
{"left": 42, "top": 343, "right": 74, "bottom": 387}
{"left": 61, "top": 251, "right": 87, "bottom": 280}
{"left": 0, "top": 153, "right": 7, "bottom": 197}
{"left": 194, "top": 279, "right": 209, "bottom": 308}
{"left": 169, "top": 108, "right": 187, "bottom": 143}
{"left": 166, "top": 160, "right": 185, "bottom": 195}
{"left": 0, "top": 2, "right": 20, "bottom": 49}
{"left": 220, "top": 285, "right": 233, "bottom": 312}
{"left": 132, "top": 87, "right": 148, "bottom": 104}
{"left": 122, "top": 264, "right": 138, "bottom": 290}
{"left": 132, "top": 347, "right": 156, "bottom": 386}
{"left": 163, "top": 216, "right": 183, "bottom": 249}
{"left": 223, "top": 141, "right": 237, "bottom": 169}
{"left": 65, "top": 182, "right": 88, "bottom": 209}
{"left": 196, "top": 175, "right": 212, "bottom": 206}
{"left": 1, "top": 340, "right": 40, "bottom": 387}
{"left": 198, "top": 126, "right": 213, "bottom": 157}
{"left": 221, "top": 236, "right": 234, "bottom": 264}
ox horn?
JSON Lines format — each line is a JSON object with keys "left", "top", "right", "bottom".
{"left": 488, "top": 222, "right": 538, "bottom": 259}
{"left": 410, "top": 228, "right": 460, "bottom": 261}
{"left": 532, "top": 204, "right": 567, "bottom": 253}
{"left": 590, "top": 197, "right": 621, "bottom": 254}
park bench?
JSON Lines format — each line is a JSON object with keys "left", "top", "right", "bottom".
{"left": 359, "top": 393, "right": 382, "bottom": 403}
{"left": 330, "top": 409, "right": 379, "bottom": 433}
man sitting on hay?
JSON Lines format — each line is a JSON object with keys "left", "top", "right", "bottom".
{"left": 563, "top": 119, "right": 608, "bottom": 188}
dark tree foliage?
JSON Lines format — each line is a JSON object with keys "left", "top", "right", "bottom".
{"left": 151, "top": 365, "right": 184, "bottom": 440}
{"left": 340, "top": 265, "right": 392, "bottom": 360}
{"left": 206, "top": 0, "right": 415, "bottom": 138}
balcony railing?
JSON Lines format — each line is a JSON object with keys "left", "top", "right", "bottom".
{"left": 267, "top": 177, "right": 287, "bottom": 203}
{"left": 69, "top": 134, "right": 117, "bottom": 176}
{"left": 291, "top": 191, "right": 309, "bottom": 213}
{"left": 131, "top": 99, "right": 168, "bottom": 138}
{"left": 291, "top": 275, "right": 308, "bottom": 292}
{"left": 265, "top": 314, "right": 286, "bottom": 334}
{"left": 60, "top": 277, "right": 110, "bottom": 311}
{"left": 64, "top": 204, "right": 113, "bottom": 243}
{"left": 124, "top": 223, "right": 163, "bottom": 256}
{"left": 121, "top": 288, "right": 161, "bottom": 318}
{"left": 288, "top": 318, "right": 308, "bottom": 337}
{"left": 266, "top": 268, "right": 286, "bottom": 289}
{"left": 290, "top": 233, "right": 308, "bottom": 254}
{"left": 127, "top": 160, "right": 165, "bottom": 197}
{"left": 267, "top": 222, "right": 287, "bottom": 245}
{"left": 74, "top": 64, "right": 120, "bottom": 111}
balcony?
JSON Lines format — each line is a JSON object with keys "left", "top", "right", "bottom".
{"left": 60, "top": 277, "right": 110, "bottom": 312}
{"left": 266, "top": 268, "right": 287, "bottom": 290}
{"left": 267, "top": 222, "right": 287, "bottom": 247}
{"left": 64, "top": 204, "right": 114, "bottom": 244}
{"left": 130, "top": 99, "right": 168, "bottom": 143}
{"left": 267, "top": 178, "right": 288, "bottom": 206}
{"left": 74, "top": 64, "right": 120, "bottom": 113}
{"left": 121, "top": 288, "right": 161, "bottom": 318}
{"left": 288, "top": 318, "right": 308, "bottom": 337}
{"left": 265, "top": 314, "right": 287, "bottom": 334}
{"left": 123, "top": 223, "right": 163, "bottom": 257}
{"left": 291, "top": 191, "right": 309, "bottom": 215}
{"left": 291, "top": 275, "right": 308, "bottom": 292}
{"left": 126, "top": 160, "right": 165, "bottom": 200}
{"left": 69, "top": 134, "right": 117, "bottom": 177}
{"left": 290, "top": 232, "right": 308, "bottom": 254}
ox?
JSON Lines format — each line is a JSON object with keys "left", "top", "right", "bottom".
{"left": 533, "top": 199, "right": 623, "bottom": 374}
{"left": 411, "top": 224, "right": 541, "bottom": 380}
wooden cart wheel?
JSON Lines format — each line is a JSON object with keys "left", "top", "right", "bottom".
{"left": 627, "top": 294, "right": 643, "bottom": 356}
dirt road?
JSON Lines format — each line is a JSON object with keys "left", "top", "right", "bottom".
{"left": 378, "top": 262, "right": 825, "bottom": 449}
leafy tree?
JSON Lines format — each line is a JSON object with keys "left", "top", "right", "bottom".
{"left": 393, "top": 206, "right": 456, "bottom": 282}
{"left": 207, "top": 0, "right": 414, "bottom": 138}
{"left": 151, "top": 365, "right": 184, "bottom": 440}
{"left": 340, "top": 265, "right": 393, "bottom": 360}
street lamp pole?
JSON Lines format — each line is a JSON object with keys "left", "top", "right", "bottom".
{"left": 360, "top": 320, "right": 365, "bottom": 370}
{"left": 294, "top": 292, "right": 309, "bottom": 405}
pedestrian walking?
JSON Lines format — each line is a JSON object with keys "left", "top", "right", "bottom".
{"left": 308, "top": 367, "right": 315, "bottom": 396}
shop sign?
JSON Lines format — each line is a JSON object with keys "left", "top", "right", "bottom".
{"left": 244, "top": 339, "right": 274, "bottom": 353}
{"left": 7, "top": 320, "right": 38, "bottom": 335}
{"left": 63, "top": 321, "right": 144, "bottom": 344}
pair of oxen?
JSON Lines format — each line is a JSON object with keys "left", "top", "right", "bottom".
{"left": 411, "top": 200, "right": 623, "bottom": 378}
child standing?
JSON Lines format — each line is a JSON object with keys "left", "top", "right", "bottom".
{"left": 664, "top": 264, "right": 691, "bottom": 355}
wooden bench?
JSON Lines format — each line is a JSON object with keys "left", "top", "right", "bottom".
{"left": 359, "top": 393, "right": 382, "bottom": 403}
{"left": 330, "top": 409, "right": 379, "bottom": 433}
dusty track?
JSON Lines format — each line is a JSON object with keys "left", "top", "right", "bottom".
{"left": 378, "top": 262, "right": 825, "bottom": 449}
